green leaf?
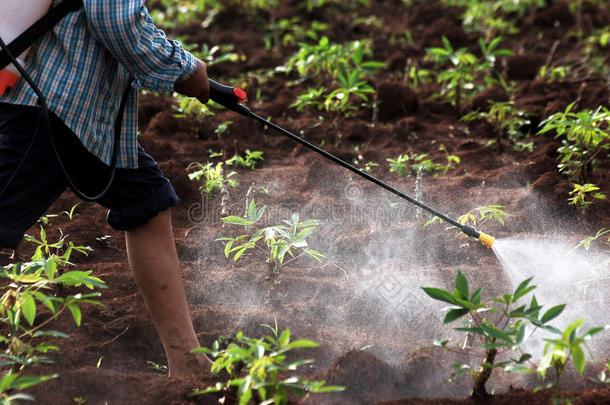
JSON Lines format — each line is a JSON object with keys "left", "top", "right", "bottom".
{"left": 444, "top": 308, "right": 470, "bottom": 324}
{"left": 540, "top": 304, "right": 566, "bottom": 323}
{"left": 455, "top": 270, "right": 469, "bottom": 299}
{"left": 221, "top": 216, "right": 251, "bottom": 226}
{"left": 67, "top": 303, "right": 82, "bottom": 327}
{"left": 572, "top": 345, "right": 586, "bottom": 375}
{"left": 20, "top": 292, "right": 36, "bottom": 326}
{"left": 421, "top": 287, "right": 459, "bottom": 305}
{"left": 283, "top": 339, "right": 319, "bottom": 350}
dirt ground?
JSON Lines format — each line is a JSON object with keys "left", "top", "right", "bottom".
{"left": 3, "top": 0, "right": 610, "bottom": 404}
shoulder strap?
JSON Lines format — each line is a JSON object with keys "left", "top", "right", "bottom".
{"left": 0, "top": 0, "right": 82, "bottom": 70}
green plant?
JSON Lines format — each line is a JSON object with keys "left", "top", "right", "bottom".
{"left": 568, "top": 183, "right": 607, "bottom": 212}
{"left": 423, "top": 271, "right": 566, "bottom": 399}
{"left": 289, "top": 87, "right": 326, "bottom": 112}
{"left": 572, "top": 228, "right": 610, "bottom": 251}
{"left": 424, "top": 205, "right": 510, "bottom": 238}
{"left": 298, "top": 0, "right": 368, "bottom": 13}
{"left": 387, "top": 154, "right": 410, "bottom": 176}
{"left": 187, "top": 162, "right": 238, "bottom": 196}
{"left": 226, "top": 150, "right": 264, "bottom": 170}
{"left": 441, "top": 0, "right": 545, "bottom": 35}
{"left": 461, "top": 101, "right": 533, "bottom": 152}
{"left": 0, "top": 228, "right": 106, "bottom": 402}
{"left": 189, "top": 43, "right": 241, "bottom": 66}
{"left": 537, "top": 319, "right": 608, "bottom": 400}
{"left": 264, "top": 17, "right": 328, "bottom": 50}
{"left": 538, "top": 103, "right": 610, "bottom": 183}
{"left": 323, "top": 69, "right": 376, "bottom": 114}
{"left": 191, "top": 321, "right": 344, "bottom": 404}
{"left": 284, "top": 37, "right": 383, "bottom": 116}
{"left": 217, "top": 199, "right": 326, "bottom": 272}
{"left": 387, "top": 150, "right": 460, "bottom": 178}
{"left": 426, "top": 36, "right": 512, "bottom": 112}
{"left": 173, "top": 94, "right": 215, "bottom": 126}
{"left": 148, "top": 0, "right": 224, "bottom": 29}
{"left": 214, "top": 120, "right": 234, "bottom": 138}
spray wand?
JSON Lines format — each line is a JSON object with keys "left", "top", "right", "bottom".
{"left": 208, "top": 79, "right": 495, "bottom": 248}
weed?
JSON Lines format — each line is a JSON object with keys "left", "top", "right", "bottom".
{"left": 568, "top": 183, "right": 607, "bottom": 212}
{"left": 217, "top": 199, "right": 326, "bottom": 272}
{"left": 187, "top": 162, "right": 238, "bottom": 197}
{"left": 191, "top": 321, "right": 344, "bottom": 403}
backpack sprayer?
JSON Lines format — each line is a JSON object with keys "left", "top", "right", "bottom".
{"left": 0, "top": 0, "right": 494, "bottom": 248}
{"left": 208, "top": 80, "right": 496, "bottom": 248}
{"left": 0, "top": 0, "right": 54, "bottom": 96}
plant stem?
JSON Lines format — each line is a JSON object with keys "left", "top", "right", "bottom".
{"left": 471, "top": 346, "right": 497, "bottom": 400}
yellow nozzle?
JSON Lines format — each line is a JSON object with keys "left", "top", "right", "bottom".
{"left": 477, "top": 232, "right": 495, "bottom": 248}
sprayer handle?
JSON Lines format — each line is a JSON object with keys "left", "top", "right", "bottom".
{"left": 208, "top": 79, "right": 250, "bottom": 115}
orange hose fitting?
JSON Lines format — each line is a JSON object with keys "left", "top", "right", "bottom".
{"left": 477, "top": 232, "right": 495, "bottom": 249}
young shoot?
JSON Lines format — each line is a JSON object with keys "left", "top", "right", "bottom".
{"left": 216, "top": 199, "right": 326, "bottom": 272}
{"left": 187, "top": 161, "right": 238, "bottom": 197}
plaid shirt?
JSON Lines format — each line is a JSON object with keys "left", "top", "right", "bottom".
{"left": 0, "top": 0, "right": 197, "bottom": 168}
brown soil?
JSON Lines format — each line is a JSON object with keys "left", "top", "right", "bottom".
{"left": 3, "top": 0, "right": 609, "bottom": 404}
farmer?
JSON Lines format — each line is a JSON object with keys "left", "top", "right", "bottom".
{"left": 0, "top": 1, "right": 210, "bottom": 377}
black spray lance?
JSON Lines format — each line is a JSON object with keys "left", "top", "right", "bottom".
{"left": 208, "top": 79, "right": 495, "bottom": 248}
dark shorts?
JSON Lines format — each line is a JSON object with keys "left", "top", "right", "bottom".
{"left": 0, "top": 103, "right": 180, "bottom": 249}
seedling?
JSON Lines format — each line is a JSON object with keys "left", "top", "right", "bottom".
{"left": 217, "top": 199, "right": 326, "bottom": 272}
{"left": 538, "top": 103, "right": 610, "bottom": 183}
{"left": 568, "top": 183, "right": 606, "bottom": 212}
{"left": 461, "top": 101, "right": 533, "bottom": 152}
{"left": 537, "top": 319, "right": 608, "bottom": 400}
{"left": 572, "top": 228, "right": 610, "bottom": 251}
{"left": 425, "top": 205, "right": 510, "bottom": 239}
{"left": 173, "top": 95, "right": 215, "bottom": 126}
{"left": 426, "top": 36, "right": 512, "bottom": 112}
{"left": 187, "top": 162, "right": 238, "bottom": 197}
{"left": 191, "top": 321, "right": 344, "bottom": 404}
{"left": 387, "top": 150, "right": 460, "bottom": 178}
{"left": 423, "top": 271, "right": 566, "bottom": 399}
{"left": 214, "top": 120, "right": 233, "bottom": 138}
{"left": 226, "top": 150, "right": 264, "bottom": 170}
{"left": 0, "top": 228, "right": 106, "bottom": 402}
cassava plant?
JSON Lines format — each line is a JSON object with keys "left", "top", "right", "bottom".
{"left": 1, "top": 225, "right": 106, "bottom": 403}
{"left": 187, "top": 161, "right": 238, "bottom": 197}
{"left": 226, "top": 150, "right": 264, "bottom": 170}
{"left": 191, "top": 321, "right": 344, "bottom": 404}
{"left": 461, "top": 100, "right": 533, "bottom": 152}
{"left": 568, "top": 183, "right": 606, "bottom": 212}
{"left": 538, "top": 103, "right": 610, "bottom": 183}
{"left": 216, "top": 199, "right": 326, "bottom": 272}
{"left": 426, "top": 36, "right": 512, "bottom": 112}
{"left": 423, "top": 271, "right": 566, "bottom": 399}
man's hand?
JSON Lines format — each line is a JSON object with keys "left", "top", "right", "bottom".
{"left": 174, "top": 59, "right": 209, "bottom": 104}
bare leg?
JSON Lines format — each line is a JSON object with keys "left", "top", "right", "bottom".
{"left": 125, "top": 209, "right": 208, "bottom": 377}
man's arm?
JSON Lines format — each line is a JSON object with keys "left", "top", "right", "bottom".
{"left": 83, "top": 0, "right": 208, "bottom": 102}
